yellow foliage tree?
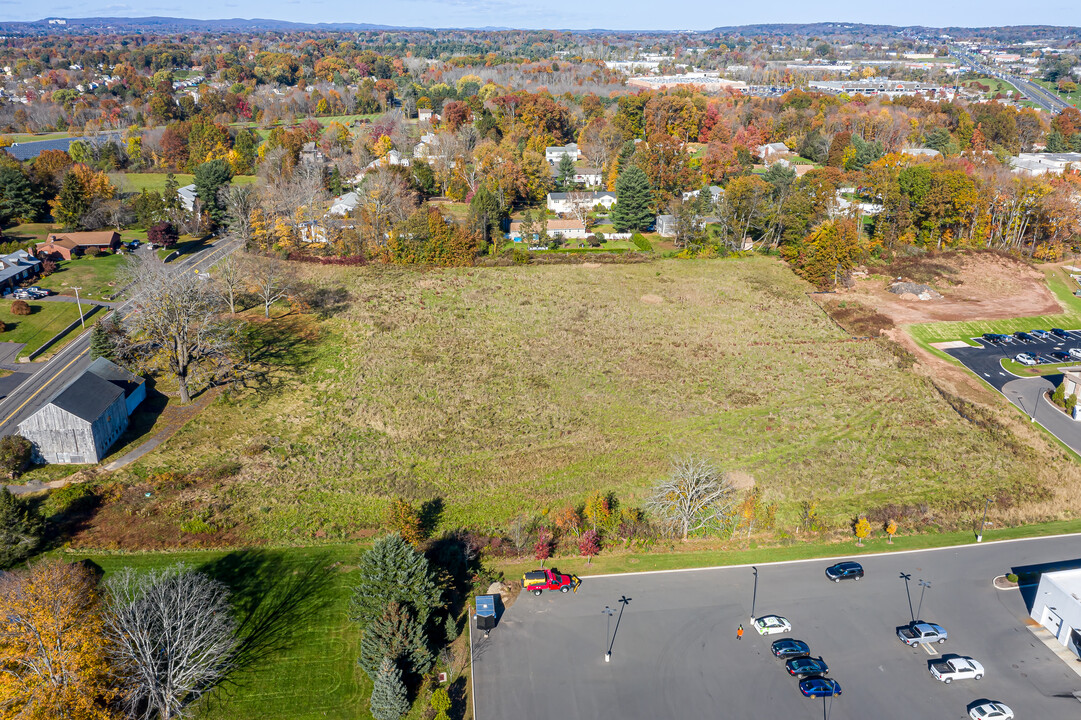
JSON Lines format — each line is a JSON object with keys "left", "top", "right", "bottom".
{"left": 373, "top": 134, "right": 394, "bottom": 158}
{"left": 0, "top": 560, "right": 119, "bottom": 720}
{"left": 854, "top": 516, "right": 871, "bottom": 546}
{"left": 885, "top": 519, "right": 898, "bottom": 544}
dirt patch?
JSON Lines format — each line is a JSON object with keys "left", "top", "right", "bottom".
{"left": 728, "top": 471, "right": 755, "bottom": 490}
{"left": 640, "top": 294, "right": 664, "bottom": 304}
{"left": 820, "top": 299, "right": 895, "bottom": 337}
{"left": 845, "top": 251, "right": 1060, "bottom": 324}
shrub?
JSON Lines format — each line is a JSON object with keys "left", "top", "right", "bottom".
{"left": 533, "top": 527, "right": 553, "bottom": 562}
{"left": 86, "top": 247, "right": 101, "bottom": 258}
{"left": 0, "top": 487, "right": 44, "bottom": 567}
{"left": 40, "top": 259, "right": 57, "bottom": 276}
{"left": 1052, "top": 382, "right": 1066, "bottom": 408}
{"left": 385, "top": 498, "right": 424, "bottom": 547}
{"left": 43, "top": 482, "right": 95, "bottom": 517}
{"left": 10, "top": 299, "right": 31, "bottom": 316}
{"left": 631, "top": 233, "right": 652, "bottom": 252}
{"left": 578, "top": 529, "right": 601, "bottom": 562}
{"left": 586, "top": 234, "right": 603, "bottom": 248}
{"left": 511, "top": 248, "right": 531, "bottom": 265}
{"left": 1006, "top": 573, "right": 1019, "bottom": 583}
{"left": 0, "top": 434, "right": 32, "bottom": 478}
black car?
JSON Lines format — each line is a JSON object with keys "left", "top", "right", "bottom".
{"left": 1050, "top": 351, "right": 1072, "bottom": 362}
{"left": 1052, "top": 328, "right": 1072, "bottom": 340}
{"left": 771, "top": 639, "right": 810, "bottom": 659}
{"left": 825, "top": 561, "right": 864, "bottom": 582}
{"left": 1014, "top": 332, "right": 1035, "bottom": 343}
{"left": 786, "top": 657, "right": 829, "bottom": 677}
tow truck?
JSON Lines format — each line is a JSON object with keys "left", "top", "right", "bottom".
{"left": 522, "top": 568, "right": 581, "bottom": 596}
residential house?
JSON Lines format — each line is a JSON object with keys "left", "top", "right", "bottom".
{"left": 418, "top": 109, "right": 440, "bottom": 122}
{"left": 362, "top": 149, "right": 412, "bottom": 174}
{"left": 329, "top": 192, "right": 359, "bottom": 217}
{"left": 0, "top": 250, "right": 42, "bottom": 290}
{"left": 682, "top": 185, "right": 724, "bottom": 204}
{"left": 550, "top": 166, "right": 604, "bottom": 187}
{"left": 655, "top": 213, "right": 722, "bottom": 238}
{"left": 1010, "top": 153, "right": 1081, "bottom": 176}
{"left": 507, "top": 218, "right": 588, "bottom": 242}
{"left": 36, "top": 231, "right": 121, "bottom": 261}
{"left": 300, "top": 141, "right": 326, "bottom": 167}
{"left": 545, "top": 143, "right": 581, "bottom": 164}
{"left": 178, "top": 184, "right": 198, "bottom": 212}
{"left": 901, "top": 148, "right": 942, "bottom": 158}
{"left": 413, "top": 132, "right": 436, "bottom": 160}
{"left": 547, "top": 191, "right": 618, "bottom": 214}
{"left": 756, "top": 142, "right": 792, "bottom": 163}
{"left": 17, "top": 358, "right": 146, "bottom": 464}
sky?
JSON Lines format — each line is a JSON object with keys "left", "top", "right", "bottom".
{"left": 2, "top": 0, "right": 1081, "bottom": 30}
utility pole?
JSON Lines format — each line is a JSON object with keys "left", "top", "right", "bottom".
{"left": 72, "top": 286, "right": 85, "bottom": 328}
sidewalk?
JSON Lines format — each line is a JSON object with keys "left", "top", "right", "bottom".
{"left": 1025, "top": 617, "right": 1081, "bottom": 684}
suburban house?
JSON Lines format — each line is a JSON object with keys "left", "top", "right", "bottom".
{"left": 360, "top": 149, "right": 412, "bottom": 175}
{"left": 545, "top": 143, "right": 581, "bottom": 164}
{"left": 0, "top": 250, "right": 42, "bottom": 289}
{"left": 901, "top": 147, "right": 942, "bottom": 158}
{"left": 547, "top": 191, "right": 618, "bottom": 214}
{"left": 1010, "top": 152, "right": 1081, "bottom": 176}
{"left": 682, "top": 185, "right": 724, "bottom": 204}
{"left": 17, "top": 357, "right": 146, "bottom": 465}
{"left": 550, "top": 166, "right": 604, "bottom": 187}
{"left": 507, "top": 218, "right": 588, "bottom": 242}
{"left": 756, "top": 142, "right": 792, "bottom": 163}
{"left": 177, "top": 184, "right": 198, "bottom": 212}
{"left": 655, "top": 213, "right": 722, "bottom": 238}
{"left": 1029, "top": 568, "right": 1081, "bottom": 661}
{"left": 300, "top": 141, "right": 326, "bottom": 166}
{"left": 413, "top": 132, "right": 436, "bottom": 160}
{"left": 36, "top": 231, "right": 121, "bottom": 261}
{"left": 418, "top": 109, "right": 441, "bottom": 123}
{"left": 329, "top": 192, "right": 359, "bottom": 216}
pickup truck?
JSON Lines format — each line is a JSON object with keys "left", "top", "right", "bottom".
{"left": 929, "top": 656, "right": 984, "bottom": 683}
{"left": 522, "top": 568, "right": 581, "bottom": 596}
{"left": 897, "top": 622, "right": 947, "bottom": 646}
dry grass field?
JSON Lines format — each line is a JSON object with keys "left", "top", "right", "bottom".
{"left": 111, "top": 256, "right": 1079, "bottom": 544}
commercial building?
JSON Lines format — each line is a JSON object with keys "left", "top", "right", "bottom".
{"left": 1030, "top": 568, "right": 1081, "bottom": 660}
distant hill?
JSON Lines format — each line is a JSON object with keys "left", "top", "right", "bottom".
{"left": 0, "top": 16, "right": 415, "bottom": 33}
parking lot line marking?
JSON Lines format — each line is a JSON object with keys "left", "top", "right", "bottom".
{"left": 923, "top": 644, "right": 938, "bottom": 656}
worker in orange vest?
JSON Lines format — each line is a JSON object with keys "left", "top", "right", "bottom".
{"left": 737, "top": 624, "right": 744, "bottom": 641}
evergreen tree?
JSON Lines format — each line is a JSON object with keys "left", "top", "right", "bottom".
{"left": 557, "top": 154, "right": 576, "bottom": 190}
{"left": 610, "top": 166, "right": 654, "bottom": 232}
{"left": 89, "top": 319, "right": 117, "bottom": 360}
{"left": 52, "top": 171, "right": 89, "bottom": 230}
{"left": 369, "top": 658, "right": 409, "bottom": 720}
{"left": 469, "top": 186, "right": 503, "bottom": 250}
{"left": 0, "top": 167, "right": 42, "bottom": 225}
{"left": 193, "top": 159, "right": 234, "bottom": 227}
{"left": 358, "top": 601, "right": 433, "bottom": 680}
{"left": 0, "top": 486, "right": 44, "bottom": 567}
{"left": 1045, "top": 130, "right": 1070, "bottom": 153}
{"left": 350, "top": 533, "right": 442, "bottom": 629}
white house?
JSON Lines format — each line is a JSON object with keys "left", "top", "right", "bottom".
{"left": 177, "top": 184, "right": 198, "bottom": 212}
{"left": 901, "top": 148, "right": 942, "bottom": 158}
{"left": 682, "top": 185, "right": 724, "bottom": 203}
{"left": 329, "top": 192, "right": 359, "bottom": 217}
{"left": 545, "top": 143, "right": 581, "bottom": 164}
{"left": 1010, "top": 153, "right": 1081, "bottom": 176}
{"left": 418, "top": 109, "right": 440, "bottom": 122}
{"left": 547, "top": 191, "right": 617, "bottom": 214}
{"left": 550, "top": 166, "right": 604, "bottom": 187}
{"left": 756, "top": 142, "right": 791, "bottom": 162}
{"left": 1030, "top": 568, "right": 1081, "bottom": 661}
{"left": 507, "top": 218, "right": 588, "bottom": 241}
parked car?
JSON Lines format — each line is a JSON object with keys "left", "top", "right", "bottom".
{"left": 754, "top": 615, "right": 792, "bottom": 635}
{"left": 26, "top": 286, "right": 49, "bottom": 296}
{"left": 981, "top": 333, "right": 1004, "bottom": 345}
{"left": 771, "top": 639, "right": 809, "bottom": 659}
{"left": 12, "top": 290, "right": 31, "bottom": 300}
{"left": 799, "top": 677, "right": 841, "bottom": 698}
{"left": 898, "top": 621, "right": 947, "bottom": 646}
{"left": 1032, "top": 329, "right": 1053, "bottom": 340}
{"left": 1052, "top": 328, "right": 1072, "bottom": 340}
{"left": 930, "top": 656, "right": 984, "bottom": 683}
{"left": 1069, "top": 348, "right": 1081, "bottom": 360}
{"left": 521, "top": 568, "right": 581, "bottom": 596}
{"left": 969, "top": 702, "right": 1013, "bottom": 720}
{"left": 1015, "top": 353, "right": 1038, "bottom": 366}
{"left": 1049, "top": 351, "right": 1072, "bottom": 363}
{"left": 1014, "top": 331, "right": 1035, "bottom": 343}
{"left": 825, "top": 561, "right": 864, "bottom": 582}
{"left": 786, "top": 657, "right": 828, "bottom": 677}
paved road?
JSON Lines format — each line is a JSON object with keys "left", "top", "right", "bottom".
{"left": 0, "top": 237, "right": 241, "bottom": 436}
{"left": 473, "top": 535, "right": 1081, "bottom": 720}
{"left": 944, "top": 331, "right": 1081, "bottom": 454}
{"left": 950, "top": 49, "right": 1069, "bottom": 114}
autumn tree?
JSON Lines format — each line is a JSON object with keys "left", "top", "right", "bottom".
{"left": 533, "top": 527, "right": 553, "bottom": 564}
{"left": 240, "top": 253, "right": 296, "bottom": 319}
{"left": 385, "top": 498, "right": 423, "bottom": 547}
{"left": 610, "top": 166, "right": 654, "bottom": 232}
{"left": 853, "top": 516, "right": 871, "bottom": 546}
{"left": 885, "top": 519, "right": 898, "bottom": 544}
{"left": 147, "top": 221, "right": 179, "bottom": 248}
{"left": 578, "top": 530, "right": 601, "bottom": 563}
{"left": 0, "top": 560, "right": 118, "bottom": 719}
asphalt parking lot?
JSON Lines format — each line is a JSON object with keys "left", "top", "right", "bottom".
{"left": 472, "top": 535, "right": 1081, "bottom": 720}
{"left": 945, "top": 330, "right": 1081, "bottom": 392}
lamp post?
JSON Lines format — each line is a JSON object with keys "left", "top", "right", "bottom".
{"left": 977, "top": 497, "right": 992, "bottom": 543}
{"left": 751, "top": 566, "right": 759, "bottom": 620}
{"left": 916, "top": 579, "right": 931, "bottom": 622}
{"left": 72, "top": 287, "right": 85, "bottom": 328}
{"left": 601, "top": 606, "right": 614, "bottom": 663}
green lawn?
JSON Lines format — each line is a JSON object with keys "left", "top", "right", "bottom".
{"left": 0, "top": 298, "right": 96, "bottom": 357}
{"left": 1, "top": 131, "right": 74, "bottom": 144}
{"left": 42, "top": 253, "right": 128, "bottom": 299}
{"left": 1032, "top": 79, "right": 1081, "bottom": 108}
{"left": 112, "top": 256, "right": 1070, "bottom": 542}
{"left": 3, "top": 222, "right": 58, "bottom": 245}
{"left": 961, "top": 76, "right": 1021, "bottom": 98}
{"left": 158, "top": 234, "right": 210, "bottom": 261}
{"left": 112, "top": 173, "right": 257, "bottom": 194}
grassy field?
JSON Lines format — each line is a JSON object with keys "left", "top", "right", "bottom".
{"left": 112, "top": 173, "right": 258, "bottom": 194}
{"left": 41, "top": 253, "right": 128, "bottom": 298}
{"left": 961, "top": 76, "right": 1021, "bottom": 98}
{"left": 113, "top": 256, "right": 1073, "bottom": 542}
{"left": 3, "top": 222, "right": 58, "bottom": 245}
{"left": 0, "top": 298, "right": 95, "bottom": 357}
{"left": 1, "top": 131, "right": 74, "bottom": 143}
{"left": 1033, "top": 78, "right": 1081, "bottom": 107}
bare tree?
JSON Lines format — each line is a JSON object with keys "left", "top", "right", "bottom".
{"left": 646, "top": 456, "right": 738, "bottom": 541}
{"left": 121, "top": 257, "right": 238, "bottom": 403}
{"left": 241, "top": 254, "right": 296, "bottom": 318}
{"left": 105, "top": 564, "right": 238, "bottom": 720}
{"left": 213, "top": 254, "right": 245, "bottom": 314}
{"left": 358, "top": 168, "right": 417, "bottom": 244}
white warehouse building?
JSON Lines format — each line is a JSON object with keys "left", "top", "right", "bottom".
{"left": 1030, "top": 568, "right": 1081, "bottom": 660}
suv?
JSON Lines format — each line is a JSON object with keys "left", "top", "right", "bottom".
{"left": 522, "top": 568, "right": 581, "bottom": 596}
{"left": 825, "top": 561, "right": 864, "bottom": 582}
{"left": 1052, "top": 328, "right": 1072, "bottom": 340}
{"left": 1032, "top": 329, "right": 1053, "bottom": 340}
{"left": 1014, "top": 332, "right": 1035, "bottom": 343}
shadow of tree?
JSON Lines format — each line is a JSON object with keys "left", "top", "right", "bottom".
{"left": 233, "top": 316, "right": 322, "bottom": 396}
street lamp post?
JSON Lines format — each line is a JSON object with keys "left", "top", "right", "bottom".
{"left": 751, "top": 566, "right": 758, "bottom": 620}
{"left": 977, "top": 497, "right": 992, "bottom": 543}
{"left": 601, "top": 606, "right": 614, "bottom": 663}
{"left": 916, "top": 579, "right": 931, "bottom": 622}
{"left": 72, "top": 286, "right": 85, "bottom": 328}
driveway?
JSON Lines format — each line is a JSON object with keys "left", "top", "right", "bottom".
{"left": 473, "top": 536, "right": 1081, "bottom": 720}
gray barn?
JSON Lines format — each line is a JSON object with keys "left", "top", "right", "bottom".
{"left": 17, "top": 358, "right": 145, "bottom": 464}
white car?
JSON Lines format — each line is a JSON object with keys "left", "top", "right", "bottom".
{"left": 1015, "top": 353, "right": 1038, "bottom": 366}
{"left": 1069, "top": 348, "right": 1081, "bottom": 360}
{"left": 969, "top": 702, "right": 1013, "bottom": 720}
{"left": 754, "top": 615, "right": 792, "bottom": 635}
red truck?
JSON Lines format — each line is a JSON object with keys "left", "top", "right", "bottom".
{"left": 522, "top": 568, "right": 581, "bottom": 596}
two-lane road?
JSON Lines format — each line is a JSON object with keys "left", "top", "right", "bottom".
{"left": 0, "top": 237, "right": 241, "bottom": 437}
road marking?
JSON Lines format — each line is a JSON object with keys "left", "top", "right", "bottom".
{"left": 0, "top": 347, "right": 89, "bottom": 427}
{"left": 923, "top": 644, "right": 938, "bottom": 656}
